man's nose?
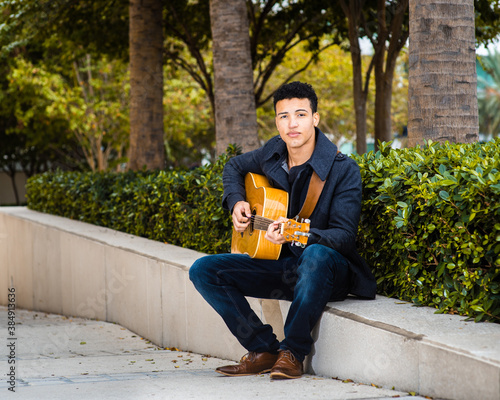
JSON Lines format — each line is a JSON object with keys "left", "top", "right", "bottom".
{"left": 289, "top": 117, "right": 299, "bottom": 128}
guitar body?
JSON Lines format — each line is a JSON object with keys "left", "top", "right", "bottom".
{"left": 231, "top": 173, "right": 288, "bottom": 260}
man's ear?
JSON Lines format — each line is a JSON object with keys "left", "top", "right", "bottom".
{"left": 313, "top": 112, "right": 320, "bottom": 127}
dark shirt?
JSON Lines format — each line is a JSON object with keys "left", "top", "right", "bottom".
{"left": 286, "top": 161, "right": 310, "bottom": 219}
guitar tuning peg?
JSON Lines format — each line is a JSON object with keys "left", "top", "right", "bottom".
{"left": 304, "top": 219, "right": 310, "bottom": 224}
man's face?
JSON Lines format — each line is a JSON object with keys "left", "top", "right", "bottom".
{"left": 275, "top": 98, "right": 319, "bottom": 151}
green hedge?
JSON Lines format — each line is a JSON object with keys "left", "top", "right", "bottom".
{"left": 27, "top": 141, "right": 500, "bottom": 322}
{"left": 352, "top": 139, "right": 500, "bottom": 322}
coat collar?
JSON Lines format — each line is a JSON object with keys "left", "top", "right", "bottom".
{"left": 263, "top": 128, "right": 337, "bottom": 181}
{"left": 308, "top": 128, "right": 338, "bottom": 181}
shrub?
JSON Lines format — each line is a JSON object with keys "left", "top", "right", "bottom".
{"left": 352, "top": 139, "right": 500, "bottom": 322}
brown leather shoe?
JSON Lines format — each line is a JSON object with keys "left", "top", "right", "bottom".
{"left": 216, "top": 352, "right": 279, "bottom": 376}
{"left": 270, "top": 350, "right": 303, "bottom": 379}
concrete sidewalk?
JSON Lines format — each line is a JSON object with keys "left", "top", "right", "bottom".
{"left": 0, "top": 306, "right": 429, "bottom": 400}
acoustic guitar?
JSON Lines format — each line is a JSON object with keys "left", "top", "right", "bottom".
{"left": 230, "top": 172, "right": 311, "bottom": 260}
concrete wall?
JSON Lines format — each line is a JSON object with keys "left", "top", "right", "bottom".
{"left": 1, "top": 207, "right": 499, "bottom": 400}
{"left": 0, "top": 172, "right": 27, "bottom": 205}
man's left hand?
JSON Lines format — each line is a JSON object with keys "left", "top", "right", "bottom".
{"left": 264, "top": 217, "right": 287, "bottom": 244}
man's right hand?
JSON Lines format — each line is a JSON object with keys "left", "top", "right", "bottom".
{"left": 232, "top": 201, "right": 252, "bottom": 232}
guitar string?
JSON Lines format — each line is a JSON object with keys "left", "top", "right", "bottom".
{"left": 248, "top": 215, "right": 273, "bottom": 231}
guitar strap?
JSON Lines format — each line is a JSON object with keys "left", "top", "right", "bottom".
{"left": 296, "top": 171, "right": 325, "bottom": 220}
{"left": 296, "top": 150, "right": 340, "bottom": 220}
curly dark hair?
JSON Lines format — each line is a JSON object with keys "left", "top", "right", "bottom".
{"left": 273, "top": 81, "right": 318, "bottom": 114}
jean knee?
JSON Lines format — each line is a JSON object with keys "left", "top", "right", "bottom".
{"left": 300, "top": 244, "right": 348, "bottom": 277}
{"left": 302, "top": 244, "right": 333, "bottom": 262}
{"left": 188, "top": 256, "right": 211, "bottom": 285}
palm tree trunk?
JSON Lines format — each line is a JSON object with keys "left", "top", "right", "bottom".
{"left": 210, "top": 0, "right": 259, "bottom": 155}
{"left": 128, "top": 0, "right": 165, "bottom": 170}
{"left": 408, "top": 0, "right": 478, "bottom": 146}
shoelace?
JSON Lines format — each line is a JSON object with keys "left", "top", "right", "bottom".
{"left": 240, "top": 352, "right": 256, "bottom": 363}
{"left": 280, "top": 350, "right": 296, "bottom": 363}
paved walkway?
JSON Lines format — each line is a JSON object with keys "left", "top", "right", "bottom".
{"left": 0, "top": 306, "right": 431, "bottom": 400}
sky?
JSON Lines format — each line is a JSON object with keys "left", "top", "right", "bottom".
{"left": 476, "top": 38, "right": 500, "bottom": 56}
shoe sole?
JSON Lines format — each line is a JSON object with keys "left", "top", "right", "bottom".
{"left": 270, "top": 371, "right": 302, "bottom": 380}
{"left": 216, "top": 369, "right": 272, "bottom": 377}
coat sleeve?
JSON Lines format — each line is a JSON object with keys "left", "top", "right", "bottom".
{"left": 307, "top": 158, "right": 362, "bottom": 258}
{"left": 221, "top": 147, "right": 266, "bottom": 212}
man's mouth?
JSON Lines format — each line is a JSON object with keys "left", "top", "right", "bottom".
{"left": 288, "top": 131, "right": 300, "bottom": 138}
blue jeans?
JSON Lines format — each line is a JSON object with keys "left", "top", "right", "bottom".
{"left": 189, "top": 244, "right": 351, "bottom": 362}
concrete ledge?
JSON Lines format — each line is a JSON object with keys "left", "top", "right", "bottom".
{"left": 1, "top": 207, "right": 499, "bottom": 400}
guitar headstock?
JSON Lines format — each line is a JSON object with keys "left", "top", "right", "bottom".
{"left": 280, "top": 219, "right": 310, "bottom": 247}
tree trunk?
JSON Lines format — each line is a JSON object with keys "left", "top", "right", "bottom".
{"left": 7, "top": 170, "right": 20, "bottom": 205}
{"left": 373, "top": 48, "right": 398, "bottom": 147}
{"left": 210, "top": 0, "right": 259, "bottom": 155}
{"left": 340, "top": 0, "right": 368, "bottom": 155}
{"left": 408, "top": 0, "right": 478, "bottom": 146}
{"left": 128, "top": 0, "right": 165, "bottom": 170}
{"left": 372, "top": 0, "right": 409, "bottom": 150}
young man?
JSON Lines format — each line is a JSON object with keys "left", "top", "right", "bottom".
{"left": 189, "top": 81, "right": 376, "bottom": 379}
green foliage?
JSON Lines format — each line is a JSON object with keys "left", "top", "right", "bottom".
{"left": 163, "top": 66, "right": 215, "bottom": 167}
{"left": 0, "top": 0, "right": 129, "bottom": 62}
{"left": 0, "top": 57, "right": 82, "bottom": 174}
{"left": 475, "top": 0, "right": 500, "bottom": 46}
{"left": 70, "top": 55, "right": 130, "bottom": 171}
{"left": 352, "top": 139, "right": 500, "bottom": 322}
{"left": 1, "top": 56, "right": 129, "bottom": 173}
{"left": 26, "top": 145, "right": 241, "bottom": 254}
